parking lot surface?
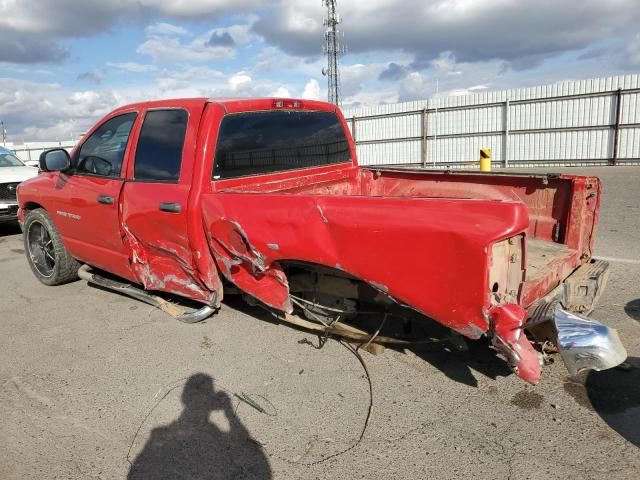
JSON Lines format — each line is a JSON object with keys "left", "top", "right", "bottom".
{"left": 1, "top": 166, "right": 639, "bottom": 479}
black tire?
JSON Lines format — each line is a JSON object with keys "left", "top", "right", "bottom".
{"left": 24, "top": 208, "right": 80, "bottom": 286}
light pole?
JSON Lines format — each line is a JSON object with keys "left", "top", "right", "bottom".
{"left": 0, "top": 121, "right": 6, "bottom": 146}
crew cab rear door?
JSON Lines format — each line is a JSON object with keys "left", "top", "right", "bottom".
{"left": 119, "top": 100, "right": 215, "bottom": 305}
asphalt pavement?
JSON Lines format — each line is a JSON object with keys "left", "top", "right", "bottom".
{"left": 1, "top": 166, "right": 639, "bottom": 479}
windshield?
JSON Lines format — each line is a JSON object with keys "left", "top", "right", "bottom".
{"left": 0, "top": 152, "right": 25, "bottom": 167}
{"left": 213, "top": 110, "right": 351, "bottom": 179}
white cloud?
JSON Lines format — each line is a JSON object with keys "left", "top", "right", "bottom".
{"left": 135, "top": 22, "right": 257, "bottom": 63}
{"left": 65, "top": 90, "right": 118, "bottom": 118}
{"left": 144, "top": 22, "right": 189, "bottom": 37}
{"left": 154, "top": 66, "right": 224, "bottom": 91}
{"left": 0, "top": 78, "right": 120, "bottom": 141}
{"left": 301, "top": 79, "right": 322, "bottom": 100}
{"left": 341, "top": 63, "right": 388, "bottom": 97}
{"left": 224, "top": 21, "right": 257, "bottom": 45}
{"left": 397, "top": 72, "right": 430, "bottom": 102}
{"left": 229, "top": 72, "right": 252, "bottom": 91}
{"left": 137, "top": 34, "right": 235, "bottom": 63}
{"left": 21, "top": 120, "right": 80, "bottom": 142}
{"left": 107, "top": 62, "right": 159, "bottom": 73}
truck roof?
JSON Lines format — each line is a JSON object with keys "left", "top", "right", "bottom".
{"left": 110, "top": 97, "right": 339, "bottom": 115}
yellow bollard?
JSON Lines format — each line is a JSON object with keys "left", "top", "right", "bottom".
{"left": 480, "top": 148, "right": 491, "bottom": 172}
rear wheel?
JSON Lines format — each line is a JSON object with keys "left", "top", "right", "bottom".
{"left": 24, "top": 208, "right": 80, "bottom": 285}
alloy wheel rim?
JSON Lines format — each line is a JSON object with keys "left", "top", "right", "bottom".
{"left": 27, "top": 221, "right": 55, "bottom": 278}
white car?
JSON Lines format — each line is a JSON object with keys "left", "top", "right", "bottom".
{"left": 0, "top": 146, "right": 38, "bottom": 223}
{"left": 23, "top": 159, "right": 40, "bottom": 168}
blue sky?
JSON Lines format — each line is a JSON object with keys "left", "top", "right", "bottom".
{"left": 1, "top": 0, "right": 639, "bottom": 141}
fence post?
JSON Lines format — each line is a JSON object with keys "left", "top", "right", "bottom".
{"left": 503, "top": 98, "right": 510, "bottom": 168}
{"left": 611, "top": 88, "right": 622, "bottom": 166}
{"left": 422, "top": 108, "right": 428, "bottom": 168}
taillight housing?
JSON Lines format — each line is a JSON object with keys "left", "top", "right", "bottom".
{"left": 272, "top": 99, "right": 303, "bottom": 109}
{"left": 489, "top": 235, "right": 525, "bottom": 305}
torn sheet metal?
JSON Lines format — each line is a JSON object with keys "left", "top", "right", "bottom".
{"left": 200, "top": 192, "right": 528, "bottom": 338}
{"left": 206, "top": 218, "right": 292, "bottom": 313}
{"left": 122, "top": 223, "right": 218, "bottom": 306}
{"left": 489, "top": 303, "right": 542, "bottom": 384}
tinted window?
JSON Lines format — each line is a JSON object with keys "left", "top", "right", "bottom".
{"left": 213, "top": 110, "right": 351, "bottom": 179}
{"left": 134, "top": 109, "right": 188, "bottom": 182}
{"left": 76, "top": 112, "right": 136, "bottom": 177}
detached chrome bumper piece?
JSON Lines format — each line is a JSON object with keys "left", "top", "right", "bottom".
{"left": 554, "top": 306, "right": 627, "bottom": 376}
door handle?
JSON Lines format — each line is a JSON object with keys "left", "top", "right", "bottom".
{"left": 159, "top": 202, "right": 181, "bottom": 213}
{"left": 97, "top": 195, "right": 114, "bottom": 205}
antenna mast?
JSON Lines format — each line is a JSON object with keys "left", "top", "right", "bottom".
{"left": 322, "top": 0, "right": 345, "bottom": 106}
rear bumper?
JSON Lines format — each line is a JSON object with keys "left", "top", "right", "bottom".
{"left": 526, "top": 259, "right": 627, "bottom": 377}
{"left": 493, "top": 259, "right": 627, "bottom": 383}
{"left": 554, "top": 306, "right": 627, "bottom": 376}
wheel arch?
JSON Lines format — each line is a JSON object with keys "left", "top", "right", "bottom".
{"left": 23, "top": 201, "right": 45, "bottom": 211}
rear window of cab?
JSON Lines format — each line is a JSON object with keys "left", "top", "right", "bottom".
{"left": 213, "top": 110, "right": 351, "bottom": 179}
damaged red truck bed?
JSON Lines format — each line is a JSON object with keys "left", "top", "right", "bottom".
{"left": 17, "top": 97, "right": 626, "bottom": 384}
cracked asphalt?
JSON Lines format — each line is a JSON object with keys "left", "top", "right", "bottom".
{"left": 1, "top": 166, "right": 639, "bottom": 479}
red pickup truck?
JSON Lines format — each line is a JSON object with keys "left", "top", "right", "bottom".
{"left": 17, "top": 97, "right": 626, "bottom": 384}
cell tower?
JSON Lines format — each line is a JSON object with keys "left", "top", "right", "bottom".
{"left": 322, "top": 0, "right": 346, "bottom": 106}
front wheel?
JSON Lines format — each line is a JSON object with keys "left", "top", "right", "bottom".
{"left": 24, "top": 208, "right": 80, "bottom": 286}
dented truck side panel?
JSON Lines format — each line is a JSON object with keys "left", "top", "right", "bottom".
{"left": 17, "top": 96, "right": 619, "bottom": 384}
{"left": 117, "top": 99, "right": 220, "bottom": 305}
{"left": 200, "top": 192, "right": 529, "bottom": 337}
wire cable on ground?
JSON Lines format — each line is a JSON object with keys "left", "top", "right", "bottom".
{"left": 267, "top": 336, "right": 374, "bottom": 466}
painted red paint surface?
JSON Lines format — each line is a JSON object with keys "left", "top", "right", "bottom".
{"left": 17, "top": 97, "right": 603, "bottom": 383}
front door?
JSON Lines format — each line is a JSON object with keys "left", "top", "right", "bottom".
{"left": 119, "top": 107, "right": 215, "bottom": 305}
{"left": 54, "top": 111, "right": 138, "bottom": 281}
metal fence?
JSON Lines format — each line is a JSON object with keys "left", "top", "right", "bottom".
{"left": 342, "top": 74, "right": 640, "bottom": 167}
{"left": 9, "top": 141, "right": 76, "bottom": 163}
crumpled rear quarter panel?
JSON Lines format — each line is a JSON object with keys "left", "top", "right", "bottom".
{"left": 201, "top": 192, "right": 529, "bottom": 337}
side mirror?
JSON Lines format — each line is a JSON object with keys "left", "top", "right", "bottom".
{"left": 39, "top": 148, "right": 71, "bottom": 172}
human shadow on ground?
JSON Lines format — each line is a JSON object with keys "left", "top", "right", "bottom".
{"left": 565, "top": 356, "right": 640, "bottom": 447}
{"left": 128, "top": 373, "right": 271, "bottom": 480}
